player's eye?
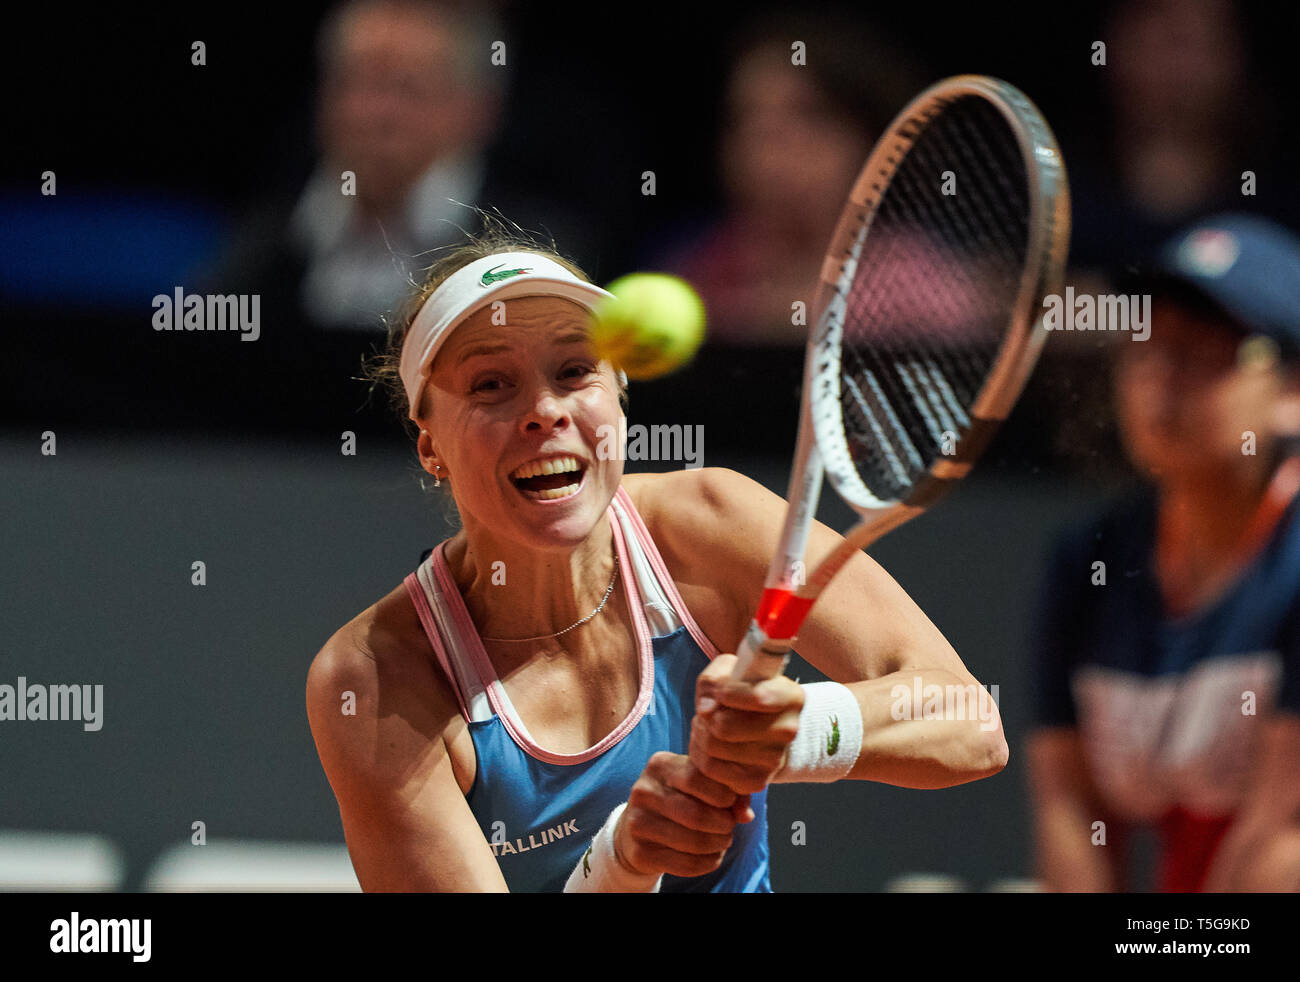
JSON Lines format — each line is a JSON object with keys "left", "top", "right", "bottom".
{"left": 471, "top": 374, "right": 508, "bottom": 394}
{"left": 560, "top": 362, "right": 597, "bottom": 381}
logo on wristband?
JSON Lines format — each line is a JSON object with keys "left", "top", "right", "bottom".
{"left": 827, "top": 715, "right": 841, "bottom": 755}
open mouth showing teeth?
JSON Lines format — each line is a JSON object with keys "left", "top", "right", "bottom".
{"left": 510, "top": 455, "right": 586, "bottom": 500}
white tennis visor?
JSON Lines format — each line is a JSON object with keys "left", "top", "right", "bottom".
{"left": 399, "top": 251, "right": 616, "bottom": 421}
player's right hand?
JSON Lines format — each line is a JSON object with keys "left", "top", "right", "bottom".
{"left": 613, "top": 751, "right": 752, "bottom": 878}
{"left": 689, "top": 652, "right": 804, "bottom": 795}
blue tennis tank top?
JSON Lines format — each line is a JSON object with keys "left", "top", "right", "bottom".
{"left": 404, "top": 486, "right": 772, "bottom": 893}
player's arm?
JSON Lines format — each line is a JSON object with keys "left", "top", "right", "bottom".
{"left": 643, "top": 467, "right": 1007, "bottom": 790}
{"left": 1025, "top": 726, "right": 1126, "bottom": 892}
{"left": 306, "top": 629, "right": 508, "bottom": 892}
{"left": 1202, "top": 713, "right": 1300, "bottom": 892}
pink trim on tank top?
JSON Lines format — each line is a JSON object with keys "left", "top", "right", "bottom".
{"left": 403, "top": 569, "right": 470, "bottom": 721}
{"left": 614, "top": 486, "right": 721, "bottom": 658}
{"left": 430, "top": 512, "right": 655, "bottom": 766}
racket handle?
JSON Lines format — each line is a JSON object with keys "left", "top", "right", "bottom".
{"left": 730, "top": 620, "right": 794, "bottom": 683}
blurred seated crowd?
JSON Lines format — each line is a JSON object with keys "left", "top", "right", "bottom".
{"left": 5, "top": 1, "right": 1292, "bottom": 454}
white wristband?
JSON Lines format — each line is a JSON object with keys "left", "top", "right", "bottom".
{"left": 773, "top": 681, "right": 863, "bottom": 783}
{"left": 563, "top": 802, "right": 663, "bottom": 893}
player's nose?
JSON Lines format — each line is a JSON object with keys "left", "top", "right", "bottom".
{"left": 519, "top": 385, "right": 572, "bottom": 434}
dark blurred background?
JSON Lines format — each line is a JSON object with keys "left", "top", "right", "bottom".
{"left": 2, "top": 0, "right": 1297, "bottom": 891}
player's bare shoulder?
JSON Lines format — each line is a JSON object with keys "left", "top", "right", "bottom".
{"left": 622, "top": 467, "right": 732, "bottom": 544}
{"left": 623, "top": 468, "right": 782, "bottom": 551}
{"left": 306, "top": 584, "right": 463, "bottom": 789}
{"left": 310, "top": 585, "right": 427, "bottom": 696}
{"left": 621, "top": 469, "right": 780, "bottom": 631}
{"left": 307, "top": 587, "right": 496, "bottom": 891}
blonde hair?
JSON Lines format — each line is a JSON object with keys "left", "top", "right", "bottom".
{"left": 364, "top": 215, "right": 626, "bottom": 441}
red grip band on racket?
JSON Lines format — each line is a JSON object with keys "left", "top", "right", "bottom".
{"left": 755, "top": 588, "right": 814, "bottom": 641}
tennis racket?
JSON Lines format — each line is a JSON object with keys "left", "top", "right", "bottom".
{"left": 731, "top": 74, "right": 1071, "bottom": 684}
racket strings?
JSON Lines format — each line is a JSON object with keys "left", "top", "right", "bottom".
{"left": 862, "top": 150, "right": 992, "bottom": 399}
{"left": 835, "top": 95, "right": 1031, "bottom": 501}
{"left": 842, "top": 152, "right": 988, "bottom": 420}
{"left": 899, "top": 110, "right": 1027, "bottom": 389}
{"left": 841, "top": 134, "right": 995, "bottom": 424}
{"left": 838, "top": 212, "right": 982, "bottom": 492}
{"left": 839, "top": 202, "right": 979, "bottom": 473}
{"left": 875, "top": 102, "right": 1027, "bottom": 382}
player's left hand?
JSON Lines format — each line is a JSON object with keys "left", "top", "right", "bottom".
{"left": 688, "top": 653, "right": 805, "bottom": 796}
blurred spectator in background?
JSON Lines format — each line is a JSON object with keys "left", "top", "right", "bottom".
{"left": 654, "top": 13, "right": 919, "bottom": 346}
{"left": 216, "top": 0, "right": 505, "bottom": 332}
{"left": 1027, "top": 0, "right": 1295, "bottom": 482}
{"left": 1068, "top": 0, "right": 1287, "bottom": 270}
{"left": 200, "top": 0, "right": 609, "bottom": 425}
{"left": 295, "top": 0, "right": 505, "bottom": 329}
{"left": 214, "top": 0, "right": 598, "bottom": 338}
{"left": 1027, "top": 215, "right": 1300, "bottom": 892}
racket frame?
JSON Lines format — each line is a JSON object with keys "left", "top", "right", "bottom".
{"left": 732, "top": 75, "right": 1070, "bottom": 683}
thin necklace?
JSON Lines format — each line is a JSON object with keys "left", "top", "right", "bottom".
{"left": 479, "top": 554, "right": 620, "bottom": 643}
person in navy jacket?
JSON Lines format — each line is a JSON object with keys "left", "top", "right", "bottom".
{"left": 1028, "top": 215, "right": 1300, "bottom": 892}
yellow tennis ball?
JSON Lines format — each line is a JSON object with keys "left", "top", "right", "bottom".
{"left": 591, "top": 273, "right": 706, "bottom": 380}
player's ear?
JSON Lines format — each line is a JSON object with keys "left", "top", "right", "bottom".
{"left": 416, "top": 429, "right": 442, "bottom": 475}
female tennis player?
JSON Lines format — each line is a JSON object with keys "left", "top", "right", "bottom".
{"left": 306, "top": 227, "right": 1008, "bottom": 892}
